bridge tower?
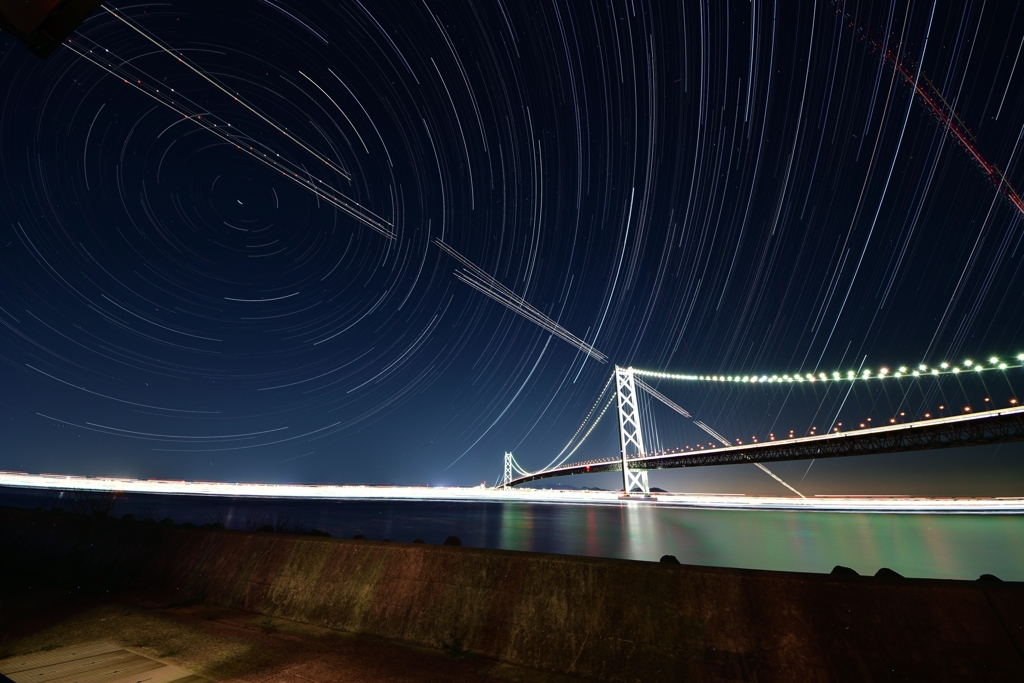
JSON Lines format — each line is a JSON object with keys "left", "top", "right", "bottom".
{"left": 614, "top": 366, "right": 650, "bottom": 495}
{"left": 500, "top": 451, "right": 514, "bottom": 488}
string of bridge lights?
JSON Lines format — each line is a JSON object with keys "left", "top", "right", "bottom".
{"left": 504, "top": 355, "right": 1022, "bottom": 484}
{"left": 632, "top": 354, "right": 1024, "bottom": 384}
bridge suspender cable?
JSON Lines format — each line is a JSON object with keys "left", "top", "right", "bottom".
{"left": 634, "top": 377, "right": 806, "bottom": 498}
{"left": 502, "top": 356, "right": 1022, "bottom": 491}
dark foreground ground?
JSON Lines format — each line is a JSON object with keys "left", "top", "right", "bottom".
{"left": 0, "top": 580, "right": 571, "bottom": 682}
{"left": 1, "top": 504, "right": 1023, "bottom": 682}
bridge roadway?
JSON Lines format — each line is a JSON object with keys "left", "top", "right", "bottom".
{"left": 506, "top": 405, "right": 1024, "bottom": 487}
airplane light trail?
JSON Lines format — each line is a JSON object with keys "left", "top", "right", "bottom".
{"left": 434, "top": 239, "right": 608, "bottom": 363}
{"left": 835, "top": 1, "right": 1024, "bottom": 220}
{"left": 102, "top": 4, "right": 352, "bottom": 182}
{"left": 65, "top": 7, "right": 396, "bottom": 239}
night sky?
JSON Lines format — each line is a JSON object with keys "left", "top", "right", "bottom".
{"left": 1, "top": 0, "right": 1023, "bottom": 495}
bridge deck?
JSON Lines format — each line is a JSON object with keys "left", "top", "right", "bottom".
{"left": 506, "top": 405, "right": 1024, "bottom": 487}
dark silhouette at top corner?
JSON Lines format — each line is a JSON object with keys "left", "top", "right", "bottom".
{"left": 0, "top": 0, "right": 105, "bottom": 57}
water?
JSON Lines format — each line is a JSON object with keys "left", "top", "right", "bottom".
{"left": 2, "top": 486, "right": 1022, "bottom": 580}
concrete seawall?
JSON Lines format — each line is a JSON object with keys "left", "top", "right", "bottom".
{"left": 2, "top": 506, "right": 1022, "bottom": 681}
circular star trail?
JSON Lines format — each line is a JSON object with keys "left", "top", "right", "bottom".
{"left": 0, "top": 0, "right": 1022, "bottom": 491}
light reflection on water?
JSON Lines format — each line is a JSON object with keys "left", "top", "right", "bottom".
{"left": 2, "top": 487, "right": 1021, "bottom": 580}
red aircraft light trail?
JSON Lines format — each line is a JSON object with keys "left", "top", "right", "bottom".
{"left": 836, "top": 2, "right": 1024, "bottom": 220}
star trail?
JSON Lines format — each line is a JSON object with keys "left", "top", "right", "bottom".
{"left": 0, "top": 0, "right": 1022, "bottom": 494}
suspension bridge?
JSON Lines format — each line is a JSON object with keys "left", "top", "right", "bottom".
{"left": 498, "top": 357, "right": 1024, "bottom": 495}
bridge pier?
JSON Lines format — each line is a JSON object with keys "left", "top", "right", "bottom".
{"left": 624, "top": 469, "right": 649, "bottom": 495}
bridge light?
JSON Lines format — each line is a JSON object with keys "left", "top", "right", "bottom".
{"left": 965, "top": 359, "right": 974, "bottom": 367}
{"left": 862, "top": 369, "right": 872, "bottom": 377}
{"left": 912, "top": 370, "right": 920, "bottom": 377}
{"left": 879, "top": 367, "right": 889, "bottom": 376}
{"left": 1011, "top": 398, "right": 1018, "bottom": 405}
{"left": 953, "top": 367, "right": 961, "bottom": 373}
{"left": 976, "top": 365, "right": 984, "bottom": 372}
{"left": 964, "top": 406, "right": 971, "bottom": 412}
{"left": 989, "top": 357, "right": 999, "bottom": 364}
{"left": 819, "top": 373, "right": 827, "bottom": 380}
{"left": 899, "top": 366, "right": 908, "bottom": 373}
{"left": 1017, "top": 353, "right": 1024, "bottom": 361}
{"left": 890, "top": 418, "right": 896, "bottom": 423}
{"left": 847, "top": 371, "right": 856, "bottom": 379}
{"left": 833, "top": 372, "right": 841, "bottom": 380}
{"left": 940, "top": 362, "right": 949, "bottom": 369}
{"left": 918, "top": 364, "right": 927, "bottom": 371}
{"left": 999, "top": 363, "right": 1008, "bottom": 370}
{"left": 931, "top": 369, "right": 939, "bottom": 375}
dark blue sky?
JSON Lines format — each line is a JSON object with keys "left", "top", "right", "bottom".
{"left": 1, "top": 0, "right": 1022, "bottom": 494}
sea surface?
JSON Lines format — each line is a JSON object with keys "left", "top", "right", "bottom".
{"left": 2, "top": 486, "right": 1022, "bottom": 581}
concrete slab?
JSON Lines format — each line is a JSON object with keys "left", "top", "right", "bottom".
{"left": 0, "top": 642, "right": 204, "bottom": 683}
